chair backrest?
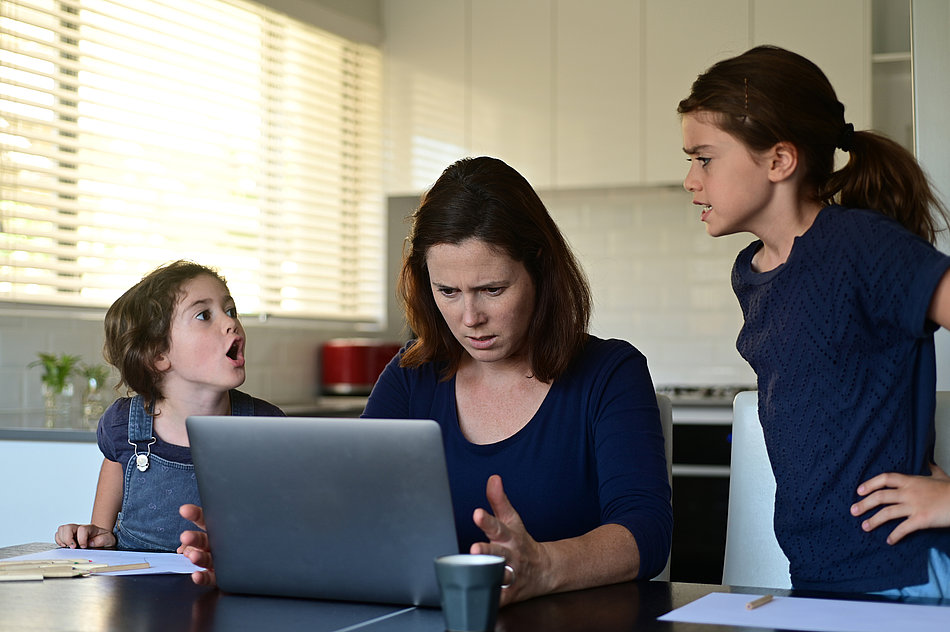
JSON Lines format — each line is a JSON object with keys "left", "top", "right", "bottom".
{"left": 722, "top": 391, "right": 791, "bottom": 588}
{"left": 722, "top": 390, "right": 950, "bottom": 589}
{"left": 653, "top": 393, "right": 673, "bottom": 581}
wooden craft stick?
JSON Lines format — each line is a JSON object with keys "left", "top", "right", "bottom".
{"left": 0, "top": 559, "right": 89, "bottom": 568}
{"left": 0, "top": 558, "right": 149, "bottom": 576}
{"left": 88, "top": 562, "right": 150, "bottom": 573}
{"left": 0, "top": 568, "right": 86, "bottom": 580}
{"left": 746, "top": 594, "right": 774, "bottom": 610}
{"left": 0, "top": 573, "right": 44, "bottom": 581}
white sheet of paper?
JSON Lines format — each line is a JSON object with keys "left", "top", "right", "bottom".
{"left": 4, "top": 548, "right": 201, "bottom": 575}
{"left": 659, "top": 592, "right": 950, "bottom": 632}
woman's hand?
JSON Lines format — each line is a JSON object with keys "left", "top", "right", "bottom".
{"left": 851, "top": 463, "right": 950, "bottom": 544}
{"left": 470, "top": 475, "right": 552, "bottom": 606}
{"left": 178, "top": 504, "right": 216, "bottom": 586}
{"left": 54, "top": 523, "right": 116, "bottom": 549}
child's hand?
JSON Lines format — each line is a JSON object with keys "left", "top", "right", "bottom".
{"left": 851, "top": 463, "right": 950, "bottom": 544}
{"left": 178, "top": 503, "right": 217, "bottom": 586}
{"left": 54, "top": 523, "right": 116, "bottom": 549}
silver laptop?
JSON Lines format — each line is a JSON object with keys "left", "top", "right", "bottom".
{"left": 187, "top": 415, "right": 459, "bottom": 606}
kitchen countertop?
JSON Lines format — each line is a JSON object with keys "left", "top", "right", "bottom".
{"left": 2, "top": 392, "right": 745, "bottom": 440}
{"left": 0, "top": 396, "right": 369, "bottom": 441}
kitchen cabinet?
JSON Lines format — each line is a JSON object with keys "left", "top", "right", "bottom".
{"left": 752, "top": 0, "right": 871, "bottom": 131}
{"left": 642, "top": 0, "right": 749, "bottom": 185}
{"left": 0, "top": 435, "right": 100, "bottom": 547}
{"left": 871, "top": 0, "right": 912, "bottom": 152}
{"left": 554, "top": 0, "right": 641, "bottom": 188}
{"left": 383, "top": 0, "right": 875, "bottom": 190}
{"left": 383, "top": 0, "right": 467, "bottom": 193}
{"left": 470, "top": 0, "right": 553, "bottom": 189}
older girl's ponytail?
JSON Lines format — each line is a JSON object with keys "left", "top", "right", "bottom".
{"left": 822, "top": 130, "right": 947, "bottom": 244}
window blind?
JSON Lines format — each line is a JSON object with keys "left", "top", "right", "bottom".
{"left": 0, "top": 0, "right": 384, "bottom": 322}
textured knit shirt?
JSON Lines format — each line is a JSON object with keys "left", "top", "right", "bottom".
{"left": 362, "top": 335, "right": 673, "bottom": 580}
{"left": 733, "top": 205, "right": 950, "bottom": 592}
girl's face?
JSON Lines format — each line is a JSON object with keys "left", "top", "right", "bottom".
{"left": 156, "top": 274, "right": 246, "bottom": 396}
{"left": 681, "top": 111, "right": 775, "bottom": 237}
{"left": 425, "top": 238, "right": 535, "bottom": 368}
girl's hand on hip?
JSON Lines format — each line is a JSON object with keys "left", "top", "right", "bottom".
{"left": 851, "top": 463, "right": 950, "bottom": 544}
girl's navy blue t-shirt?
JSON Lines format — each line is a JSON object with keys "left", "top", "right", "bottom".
{"left": 733, "top": 205, "right": 950, "bottom": 592}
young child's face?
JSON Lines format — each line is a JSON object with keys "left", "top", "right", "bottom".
{"left": 156, "top": 273, "right": 247, "bottom": 395}
{"left": 681, "top": 111, "right": 775, "bottom": 238}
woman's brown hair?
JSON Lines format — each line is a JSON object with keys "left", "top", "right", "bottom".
{"left": 677, "top": 45, "right": 947, "bottom": 243}
{"left": 398, "top": 156, "right": 591, "bottom": 382}
{"left": 103, "top": 260, "right": 229, "bottom": 408}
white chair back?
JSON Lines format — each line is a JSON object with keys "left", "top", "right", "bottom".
{"left": 722, "top": 390, "right": 950, "bottom": 589}
{"left": 721, "top": 391, "right": 791, "bottom": 588}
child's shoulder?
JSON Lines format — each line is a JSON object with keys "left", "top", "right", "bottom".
{"left": 100, "top": 396, "right": 135, "bottom": 427}
{"left": 821, "top": 205, "right": 919, "bottom": 238}
{"left": 231, "top": 389, "right": 285, "bottom": 417}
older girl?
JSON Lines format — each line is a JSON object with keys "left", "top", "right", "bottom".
{"left": 679, "top": 45, "right": 950, "bottom": 596}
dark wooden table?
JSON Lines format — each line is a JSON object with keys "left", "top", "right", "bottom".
{"left": 1, "top": 543, "right": 935, "bottom": 632}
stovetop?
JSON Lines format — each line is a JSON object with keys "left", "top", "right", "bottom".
{"left": 655, "top": 385, "right": 755, "bottom": 405}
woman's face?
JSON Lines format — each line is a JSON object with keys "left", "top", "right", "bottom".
{"left": 425, "top": 238, "right": 536, "bottom": 366}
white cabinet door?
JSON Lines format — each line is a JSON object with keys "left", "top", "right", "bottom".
{"left": 381, "top": 0, "right": 872, "bottom": 192}
{"left": 643, "top": 0, "right": 750, "bottom": 185}
{"left": 383, "top": 0, "right": 468, "bottom": 194}
{"left": 470, "top": 0, "right": 553, "bottom": 189}
{"left": 753, "top": 0, "right": 871, "bottom": 131}
{"left": 0, "top": 440, "right": 101, "bottom": 547}
{"left": 554, "top": 0, "right": 641, "bottom": 188}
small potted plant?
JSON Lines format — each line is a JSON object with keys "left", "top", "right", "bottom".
{"left": 29, "top": 352, "right": 81, "bottom": 428}
{"left": 78, "top": 362, "right": 111, "bottom": 429}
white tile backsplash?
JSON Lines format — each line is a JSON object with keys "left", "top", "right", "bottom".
{"left": 540, "top": 186, "right": 756, "bottom": 388}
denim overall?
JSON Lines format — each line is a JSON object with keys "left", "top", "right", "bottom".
{"left": 115, "top": 391, "right": 253, "bottom": 551}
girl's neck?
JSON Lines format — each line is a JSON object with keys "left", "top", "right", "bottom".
{"left": 751, "top": 199, "right": 823, "bottom": 272}
{"left": 150, "top": 388, "right": 231, "bottom": 447}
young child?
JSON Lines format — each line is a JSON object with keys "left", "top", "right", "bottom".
{"left": 678, "top": 45, "right": 950, "bottom": 596}
{"left": 55, "top": 260, "right": 283, "bottom": 552}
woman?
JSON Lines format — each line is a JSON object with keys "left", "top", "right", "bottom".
{"left": 181, "top": 157, "right": 671, "bottom": 606}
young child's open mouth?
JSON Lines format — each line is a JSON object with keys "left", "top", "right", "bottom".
{"left": 226, "top": 339, "right": 245, "bottom": 365}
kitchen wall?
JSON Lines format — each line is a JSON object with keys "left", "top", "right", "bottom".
{"left": 390, "top": 185, "right": 757, "bottom": 390}
{"left": 542, "top": 186, "right": 755, "bottom": 387}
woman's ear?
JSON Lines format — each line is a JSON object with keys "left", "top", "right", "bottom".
{"left": 767, "top": 141, "right": 799, "bottom": 183}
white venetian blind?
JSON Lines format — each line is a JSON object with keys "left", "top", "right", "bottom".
{"left": 0, "top": 0, "right": 384, "bottom": 322}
